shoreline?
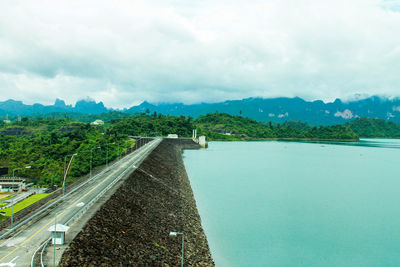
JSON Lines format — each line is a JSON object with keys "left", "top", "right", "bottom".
{"left": 209, "top": 137, "right": 360, "bottom": 142}
{"left": 60, "top": 139, "right": 214, "bottom": 266}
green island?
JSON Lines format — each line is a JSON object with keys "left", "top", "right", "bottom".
{"left": 1, "top": 112, "right": 399, "bottom": 190}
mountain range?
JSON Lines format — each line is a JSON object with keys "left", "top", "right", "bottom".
{"left": 0, "top": 98, "right": 108, "bottom": 117}
{"left": 1, "top": 96, "right": 400, "bottom": 125}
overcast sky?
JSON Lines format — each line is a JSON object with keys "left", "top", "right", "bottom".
{"left": 1, "top": 0, "right": 400, "bottom": 108}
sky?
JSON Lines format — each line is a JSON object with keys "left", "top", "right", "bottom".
{"left": 0, "top": 0, "right": 400, "bottom": 108}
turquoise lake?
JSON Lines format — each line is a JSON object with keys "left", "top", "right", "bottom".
{"left": 183, "top": 139, "right": 400, "bottom": 267}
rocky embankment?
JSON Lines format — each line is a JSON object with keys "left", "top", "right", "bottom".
{"left": 60, "top": 139, "right": 214, "bottom": 266}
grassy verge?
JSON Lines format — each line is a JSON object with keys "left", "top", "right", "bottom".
{"left": 1, "top": 193, "right": 52, "bottom": 216}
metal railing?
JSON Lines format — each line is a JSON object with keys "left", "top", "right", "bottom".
{"left": 40, "top": 239, "right": 51, "bottom": 267}
{"left": 30, "top": 238, "right": 50, "bottom": 267}
{"left": 31, "top": 138, "right": 160, "bottom": 266}
{"left": 0, "top": 140, "right": 154, "bottom": 240}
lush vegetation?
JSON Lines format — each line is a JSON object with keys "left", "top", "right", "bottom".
{"left": 0, "top": 118, "right": 134, "bottom": 187}
{"left": 7, "top": 112, "right": 397, "bottom": 189}
{"left": 196, "top": 113, "right": 359, "bottom": 141}
{"left": 109, "top": 113, "right": 194, "bottom": 137}
{"left": 0, "top": 113, "right": 195, "bottom": 188}
{"left": 347, "top": 117, "right": 400, "bottom": 138}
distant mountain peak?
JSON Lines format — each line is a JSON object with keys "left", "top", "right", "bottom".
{"left": 74, "top": 99, "right": 107, "bottom": 114}
{"left": 54, "top": 98, "right": 67, "bottom": 107}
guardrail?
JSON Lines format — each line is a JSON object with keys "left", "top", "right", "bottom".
{"left": 65, "top": 159, "right": 135, "bottom": 227}
{"left": 30, "top": 238, "right": 50, "bottom": 267}
{"left": 40, "top": 239, "right": 51, "bottom": 267}
{"left": 36, "top": 165, "right": 135, "bottom": 267}
{"left": 0, "top": 139, "right": 156, "bottom": 240}
{"left": 31, "top": 138, "right": 160, "bottom": 266}
{"left": 64, "top": 138, "right": 160, "bottom": 227}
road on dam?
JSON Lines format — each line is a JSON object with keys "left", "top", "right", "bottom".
{"left": 0, "top": 138, "right": 162, "bottom": 267}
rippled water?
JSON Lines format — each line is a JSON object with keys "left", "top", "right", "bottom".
{"left": 183, "top": 139, "right": 400, "bottom": 267}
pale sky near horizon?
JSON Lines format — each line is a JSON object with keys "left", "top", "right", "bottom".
{"left": 1, "top": 0, "right": 400, "bottom": 108}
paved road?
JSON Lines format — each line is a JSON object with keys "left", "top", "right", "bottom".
{"left": 0, "top": 138, "right": 161, "bottom": 266}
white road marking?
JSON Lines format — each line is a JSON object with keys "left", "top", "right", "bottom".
{"left": 0, "top": 139, "right": 161, "bottom": 264}
{"left": 0, "top": 256, "right": 18, "bottom": 266}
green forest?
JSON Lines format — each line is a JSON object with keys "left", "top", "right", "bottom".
{"left": 346, "top": 117, "right": 400, "bottom": 138}
{"left": 195, "top": 113, "right": 358, "bottom": 141}
{"left": 0, "top": 118, "right": 133, "bottom": 187}
{"left": 1, "top": 112, "right": 399, "bottom": 187}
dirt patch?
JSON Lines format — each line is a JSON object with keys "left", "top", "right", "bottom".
{"left": 60, "top": 139, "right": 214, "bottom": 266}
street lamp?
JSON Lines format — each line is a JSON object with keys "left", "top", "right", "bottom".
{"left": 90, "top": 146, "right": 101, "bottom": 178}
{"left": 169, "top": 231, "right": 184, "bottom": 267}
{"left": 11, "top": 165, "right": 31, "bottom": 228}
{"left": 53, "top": 211, "right": 61, "bottom": 267}
{"left": 12, "top": 165, "right": 31, "bottom": 177}
{"left": 63, "top": 153, "right": 77, "bottom": 196}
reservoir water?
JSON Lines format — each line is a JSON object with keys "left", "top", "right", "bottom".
{"left": 183, "top": 139, "right": 400, "bottom": 267}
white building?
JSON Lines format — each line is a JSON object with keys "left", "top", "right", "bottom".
{"left": 91, "top": 120, "right": 104, "bottom": 126}
{"left": 0, "top": 177, "right": 26, "bottom": 192}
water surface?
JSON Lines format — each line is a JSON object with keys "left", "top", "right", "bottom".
{"left": 183, "top": 139, "right": 400, "bottom": 266}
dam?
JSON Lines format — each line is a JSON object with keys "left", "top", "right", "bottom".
{"left": 59, "top": 138, "right": 214, "bottom": 266}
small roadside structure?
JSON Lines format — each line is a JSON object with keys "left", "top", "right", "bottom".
{"left": 48, "top": 224, "right": 70, "bottom": 245}
{"left": 167, "top": 134, "right": 178, "bottom": 138}
{"left": 91, "top": 119, "right": 104, "bottom": 126}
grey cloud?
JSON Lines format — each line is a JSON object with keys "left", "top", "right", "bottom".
{"left": 0, "top": 0, "right": 400, "bottom": 108}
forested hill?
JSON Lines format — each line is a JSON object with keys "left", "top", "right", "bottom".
{"left": 7, "top": 113, "right": 400, "bottom": 188}
{"left": 347, "top": 117, "right": 400, "bottom": 138}
{"left": 195, "top": 113, "right": 358, "bottom": 141}
{"left": 0, "top": 118, "right": 132, "bottom": 187}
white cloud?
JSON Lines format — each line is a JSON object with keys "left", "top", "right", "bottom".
{"left": 334, "top": 109, "right": 354, "bottom": 119}
{"left": 0, "top": 0, "right": 400, "bottom": 108}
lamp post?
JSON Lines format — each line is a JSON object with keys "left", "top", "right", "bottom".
{"left": 12, "top": 165, "right": 31, "bottom": 177}
{"left": 53, "top": 211, "right": 61, "bottom": 267}
{"left": 90, "top": 147, "right": 101, "bottom": 178}
{"left": 169, "top": 231, "right": 184, "bottom": 267}
{"left": 63, "top": 153, "right": 77, "bottom": 196}
{"left": 11, "top": 165, "right": 31, "bottom": 228}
